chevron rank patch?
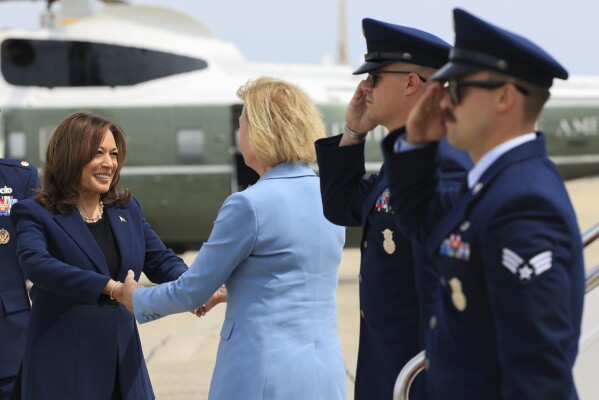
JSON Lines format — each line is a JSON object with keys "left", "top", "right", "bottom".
{"left": 502, "top": 248, "right": 552, "bottom": 282}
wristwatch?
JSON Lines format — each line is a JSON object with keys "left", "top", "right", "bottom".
{"left": 343, "top": 124, "right": 368, "bottom": 141}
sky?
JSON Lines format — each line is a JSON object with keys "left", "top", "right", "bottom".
{"left": 0, "top": 0, "right": 596, "bottom": 76}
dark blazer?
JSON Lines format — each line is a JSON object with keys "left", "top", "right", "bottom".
{"left": 315, "top": 134, "right": 471, "bottom": 400}
{"left": 382, "top": 130, "right": 584, "bottom": 400}
{"left": 10, "top": 196, "right": 188, "bottom": 400}
{"left": 0, "top": 159, "right": 38, "bottom": 381}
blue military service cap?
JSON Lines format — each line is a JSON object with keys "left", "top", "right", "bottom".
{"left": 353, "top": 18, "right": 451, "bottom": 75}
{"left": 431, "top": 8, "right": 568, "bottom": 87}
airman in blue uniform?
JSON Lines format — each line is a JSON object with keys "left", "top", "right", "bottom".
{"left": 0, "top": 158, "right": 38, "bottom": 399}
{"left": 315, "top": 18, "right": 471, "bottom": 399}
{"left": 382, "top": 8, "right": 584, "bottom": 399}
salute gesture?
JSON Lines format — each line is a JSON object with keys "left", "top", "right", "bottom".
{"left": 406, "top": 82, "right": 448, "bottom": 145}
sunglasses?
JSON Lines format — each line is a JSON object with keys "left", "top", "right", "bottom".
{"left": 446, "top": 79, "right": 530, "bottom": 105}
{"left": 368, "top": 71, "right": 427, "bottom": 88}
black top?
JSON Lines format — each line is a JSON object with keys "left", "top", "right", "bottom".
{"left": 86, "top": 216, "right": 120, "bottom": 279}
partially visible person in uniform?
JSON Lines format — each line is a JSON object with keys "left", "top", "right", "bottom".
{"left": 117, "top": 77, "right": 347, "bottom": 400}
{"left": 315, "top": 18, "right": 471, "bottom": 399}
{"left": 0, "top": 158, "right": 37, "bottom": 400}
{"left": 382, "top": 8, "right": 584, "bottom": 399}
{"left": 10, "top": 111, "right": 188, "bottom": 399}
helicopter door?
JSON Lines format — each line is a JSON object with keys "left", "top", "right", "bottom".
{"left": 230, "top": 104, "right": 259, "bottom": 193}
{"left": 0, "top": 110, "right": 28, "bottom": 159}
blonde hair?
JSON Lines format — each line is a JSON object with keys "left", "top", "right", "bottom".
{"left": 236, "top": 77, "right": 326, "bottom": 166}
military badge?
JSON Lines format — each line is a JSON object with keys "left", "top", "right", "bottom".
{"left": 502, "top": 248, "right": 552, "bottom": 281}
{"left": 375, "top": 188, "right": 392, "bottom": 213}
{"left": 0, "top": 228, "right": 9, "bottom": 245}
{"left": 0, "top": 195, "right": 18, "bottom": 217}
{"left": 440, "top": 234, "right": 470, "bottom": 261}
{"left": 459, "top": 220, "right": 470, "bottom": 231}
{"left": 449, "top": 277, "right": 467, "bottom": 311}
{"left": 382, "top": 228, "right": 395, "bottom": 255}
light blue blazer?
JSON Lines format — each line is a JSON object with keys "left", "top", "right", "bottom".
{"left": 133, "top": 163, "right": 347, "bottom": 400}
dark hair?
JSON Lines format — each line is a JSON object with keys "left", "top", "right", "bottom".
{"left": 37, "top": 111, "right": 131, "bottom": 212}
{"left": 488, "top": 71, "right": 550, "bottom": 123}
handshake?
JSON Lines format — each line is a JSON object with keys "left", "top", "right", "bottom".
{"left": 108, "top": 270, "right": 227, "bottom": 317}
{"left": 109, "top": 270, "right": 143, "bottom": 313}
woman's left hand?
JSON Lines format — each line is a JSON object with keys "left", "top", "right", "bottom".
{"left": 192, "top": 285, "right": 227, "bottom": 318}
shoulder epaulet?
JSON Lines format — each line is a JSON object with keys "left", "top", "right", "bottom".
{"left": 0, "top": 158, "right": 36, "bottom": 169}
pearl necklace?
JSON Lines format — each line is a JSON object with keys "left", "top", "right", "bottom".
{"left": 79, "top": 201, "right": 104, "bottom": 224}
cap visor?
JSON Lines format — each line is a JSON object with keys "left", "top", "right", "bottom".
{"left": 430, "top": 62, "right": 484, "bottom": 81}
{"left": 353, "top": 59, "right": 395, "bottom": 75}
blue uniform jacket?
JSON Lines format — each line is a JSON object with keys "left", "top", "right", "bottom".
{"left": 0, "top": 159, "right": 38, "bottom": 380}
{"left": 315, "top": 134, "right": 471, "bottom": 400}
{"left": 382, "top": 130, "right": 584, "bottom": 400}
{"left": 10, "top": 196, "right": 188, "bottom": 400}
{"left": 132, "top": 163, "right": 347, "bottom": 400}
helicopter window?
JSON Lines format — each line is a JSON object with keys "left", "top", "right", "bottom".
{"left": 177, "top": 129, "right": 205, "bottom": 163}
{"left": 1, "top": 38, "right": 208, "bottom": 87}
{"left": 38, "top": 126, "right": 54, "bottom": 161}
{"left": 6, "top": 131, "right": 26, "bottom": 159}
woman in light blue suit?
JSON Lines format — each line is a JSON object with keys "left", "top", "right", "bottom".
{"left": 10, "top": 112, "right": 188, "bottom": 399}
{"left": 119, "top": 77, "right": 347, "bottom": 399}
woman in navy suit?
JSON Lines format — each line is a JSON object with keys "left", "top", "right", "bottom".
{"left": 10, "top": 112, "right": 188, "bottom": 399}
{"left": 119, "top": 77, "right": 347, "bottom": 400}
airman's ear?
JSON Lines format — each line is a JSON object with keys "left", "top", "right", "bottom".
{"left": 404, "top": 73, "right": 423, "bottom": 95}
{"left": 496, "top": 83, "right": 518, "bottom": 114}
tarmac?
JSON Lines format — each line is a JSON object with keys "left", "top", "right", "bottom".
{"left": 138, "top": 176, "right": 599, "bottom": 400}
